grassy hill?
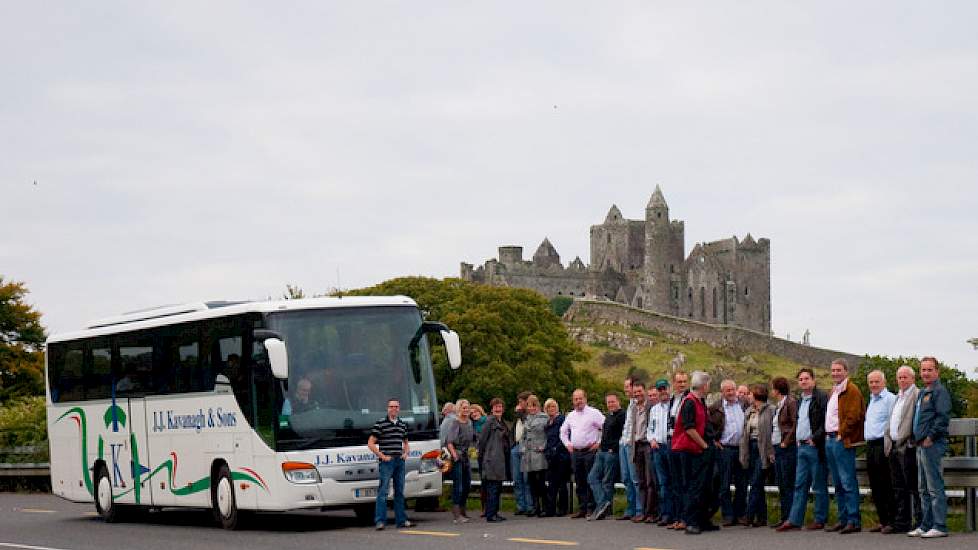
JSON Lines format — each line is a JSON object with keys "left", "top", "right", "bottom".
{"left": 567, "top": 321, "right": 833, "bottom": 391}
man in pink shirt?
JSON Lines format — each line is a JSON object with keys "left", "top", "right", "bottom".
{"left": 560, "top": 388, "right": 605, "bottom": 518}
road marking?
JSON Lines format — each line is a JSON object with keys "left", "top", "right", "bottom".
{"left": 17, "top": 509, "right": 56, "bottom": 514}
{"left": 635, "top": 547, "right": 673, "bottom": 550}
{"left": 507, "top": 538, "right": 579, "bottom": 546}
{"left": 400, "top": 530, "right": 460, "bottom": 537}
{"left": 0, "top": 543, "right": 73, "bottom": 550}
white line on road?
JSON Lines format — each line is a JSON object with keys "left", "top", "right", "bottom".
{"left": 0, "top": 543, "right": 73, "bottom": 550}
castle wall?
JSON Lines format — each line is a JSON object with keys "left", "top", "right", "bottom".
{"left": 565, "top": 300, "right": 862, "bottom": 370}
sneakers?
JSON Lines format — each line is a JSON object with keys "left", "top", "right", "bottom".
{"left": 907, "top": 528, "right": 925, "bottom": 537}
{"left": 396, "top": 520, "right": 413, "bottom": 528}
{"left": 588, "top": 502, "right": 611, "bottom": 521}
{"left": 921, "top": 529, "right": 948, "bottom": 538}
{"left": 375, "top": 522, "right": 385, "bottom": 530}
{"left": 453, "top": 516, "right": 471, "bottom": 524}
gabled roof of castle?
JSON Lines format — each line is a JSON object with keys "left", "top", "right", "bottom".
{"left": 534, "top": 237, "right": 559, "bottom": 258}
{"left": 605, "top": 204, "right": 624, "bottom": 223}
{"left": 647, "top": 185, "right": 668, "bottom": 209}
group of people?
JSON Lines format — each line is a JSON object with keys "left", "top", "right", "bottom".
{"left": 370, "top": 356, "right": 954, "bottom": 538}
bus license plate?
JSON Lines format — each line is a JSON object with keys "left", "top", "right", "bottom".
{"left": 355, "top": 487, "right": 378, "bottom": 498}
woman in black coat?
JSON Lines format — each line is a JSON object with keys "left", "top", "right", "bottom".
{"left": 543, "top": 398, "right": 571, "bottom": 517}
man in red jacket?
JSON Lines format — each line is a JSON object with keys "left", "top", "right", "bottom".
{"left": 672, "top": 371, "right": 717, "bottom": 535}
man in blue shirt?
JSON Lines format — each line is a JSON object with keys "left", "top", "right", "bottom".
{"left": 909, "top": 357, "right": 952, "bottom": 539}
{"left": 864, "top": 370, "right": 896, "bottom": 532}
{"left": 777, "top": 368, "right": 829, "bottom": 532}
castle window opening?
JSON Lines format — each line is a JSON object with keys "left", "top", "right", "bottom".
{"left": 700, "top": 287, "right": 706, "bottom": 318}
{"left": 657, "top": 212, "right": 662, "bottom": 219}
{"left": 687, "top": 287, "right": 693, "bottom": 317}
{"left": 745, "top": 286, "right": 750, "bottom": 297}
{"left": 712, "top": 287, "right": 718, "bottom": 318}
{"left": 670, "top": 264, "right": 674, "bottom": 273}
{"left": 607, "top": 234, "right": 611, "bottom": 244}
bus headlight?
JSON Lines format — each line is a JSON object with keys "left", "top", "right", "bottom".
{"left": 282, "top": 461, "right": 322, "bottom": 484}
{"left": 419, "top": 449, "right": 440, "bottom": 474}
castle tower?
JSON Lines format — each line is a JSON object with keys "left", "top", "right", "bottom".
{"left": 642, "top": 185, "right": 685, "bottom": 315}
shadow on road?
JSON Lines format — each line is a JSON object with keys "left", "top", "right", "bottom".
{"left": 61, "top": 508, "right": 407, "bottom": 533}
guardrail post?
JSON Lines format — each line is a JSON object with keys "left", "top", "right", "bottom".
{"left": 967, "top": 432, "right": 976, "bottom": 532}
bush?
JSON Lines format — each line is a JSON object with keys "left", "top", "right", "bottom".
{"left": 0, "top": 396, "right": 48, "bottom": 462}
{"left": 550, "top": 296, "right": 574, "bottom": 317}
{"left": 599, "top": 351, "right": 632, "bottom": 368}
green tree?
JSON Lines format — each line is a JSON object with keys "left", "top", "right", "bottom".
{"left": 343, "top": 277, "right": 615, "bottom": 414}
{"left": 0, "top": 277, "right": 47, "bottom": 403}
{"left": 854, "top": 355, "right": 972, "bottom": 418}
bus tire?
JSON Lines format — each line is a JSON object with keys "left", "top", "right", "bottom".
{"left": 94, "top": 464, "right": 121, "bottom": 523}
{"left": 211, "top": 464, "right": 240, "bottom": 530}
{"left": 353, "top": 503, "right": 374, "bottom": 525}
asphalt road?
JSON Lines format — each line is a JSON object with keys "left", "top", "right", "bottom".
{"left": 0, "top": 493, "right": 972, "bottom": 550}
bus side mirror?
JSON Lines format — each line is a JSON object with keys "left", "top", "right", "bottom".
{"left": 264, "top": 338, "right": 289, "bottom": 380}
{"left": 440, "top": 330, "right": 462, "bottom": 370}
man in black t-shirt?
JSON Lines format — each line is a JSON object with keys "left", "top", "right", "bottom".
{"left": 588, "top": 392, "right": 626, "bottom": 520}
{"left": 368, "top": 398, "right": 412, "bottom": 530}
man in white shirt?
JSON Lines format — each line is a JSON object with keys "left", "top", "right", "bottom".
{"left": 882, "top": 365, "right": 921, "bottom": 534}
{"left": 617, "top": 377, "right": 639, "bottom": 520}
{"left": 648, "top": 379, "right": 674, "bottom": 526}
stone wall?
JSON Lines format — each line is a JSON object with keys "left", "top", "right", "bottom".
{"left": 564, "top": 299, "right": 863, "bottom": 369}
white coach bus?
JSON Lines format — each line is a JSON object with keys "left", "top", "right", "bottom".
{"left": 45, "top": 296, "right": 461, "bottom": 529}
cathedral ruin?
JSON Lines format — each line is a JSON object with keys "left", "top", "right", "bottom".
{"left": 460, "top": 186, "right": 772, "bottom": 333}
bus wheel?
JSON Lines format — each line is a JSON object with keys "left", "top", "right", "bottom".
{"left": 353, "top": 503, "right": 374, "bottom": 525}
{"left": 94, "top": 465, "right": 120, "bottom": 523}
{"left": 211, "top": 464, "right": 240, "bottom": 530}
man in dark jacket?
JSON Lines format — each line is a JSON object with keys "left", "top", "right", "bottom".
{"left": 589, "top": 392, "right": 626, "bottom": 520}
{"left": 778, "top": 368, "right": 829, "bottom": 531}
{"left": 908, "top": 357, "right": 952, "bottom": 538}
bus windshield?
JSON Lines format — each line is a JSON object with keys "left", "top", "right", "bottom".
{"left": 267, "top": 306, "right": 438, "bottom": 451}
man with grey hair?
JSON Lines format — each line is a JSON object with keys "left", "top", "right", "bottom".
{"left": 883, "top": 365, "right": 921, "bottom": 534}
{"left": 672, "top": 371, "right": 717, "bottom": 534}
{"left": 709, "top": 379, "right": 747, "bottom": 526}
{"left": 865, "top": 369, "right": 896, "bottom": 532}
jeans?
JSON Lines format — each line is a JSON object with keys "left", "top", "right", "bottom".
{"left": 587, "top": 449, "right": 619, "bottom": 510}
{"left": 667, "top": 443, "right": 685, "bottom": 523}
{"left": 825, "top": 437, "right": 861, "bottom": 526}
{"left": 652, "top": 446, "right": 672, "bottom": 521}
{"left": 788, "top": 444, "right": 829, "bottom": 526}
{"left": 485, "top": 479, "right": 502, "bottom": 520}
{"left": 572, "top": 449, "right": 597, "bottom": 514}
{"left": 374, "top": 457, "right": 407, "bottom": 526}
{"left": 511, "top": 445, "right": 531, "bottom": 512}
{"left": 917, "top": 439, "right": 948, "bottom": 532}
{"left": 619, "top": 444, "right": 639, "bottom": 516}
{"left": 451, "top": 459, "right": 471, "bottom": 507}
{"left": 633, "top": 442, "right": 656, "bottom": 517}
{"left": 774, "top": 445, "right": 797, "bottom": 523}
{"left": 889, "top": 446, "right": 922, "bottom": 531}
{"left": 717, "top": 445, "right": 747, "bottom": 520}
{"left": 746, "top": 441, "right": 767, "bottom": 524}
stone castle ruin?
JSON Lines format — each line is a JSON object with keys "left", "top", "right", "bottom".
{"left": 461, "top": 186, "right": 772, "bottom": 333}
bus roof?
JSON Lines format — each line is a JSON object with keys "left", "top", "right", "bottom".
{"left": 47, "top": 296, "right": 419, "bottom": 344}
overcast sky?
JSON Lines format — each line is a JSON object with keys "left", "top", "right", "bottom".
{"left": 3, "top": 3, "right": 976, "bottom": 375}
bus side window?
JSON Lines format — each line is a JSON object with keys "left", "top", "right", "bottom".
{"left": 60, "top": 345, "right": 86, "bottom": 402}
{"left": 89, "top": 340, "right": 113, "bottom": 400}
{"left": 118, "top": 333, "right": 153, "bottom": 396}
